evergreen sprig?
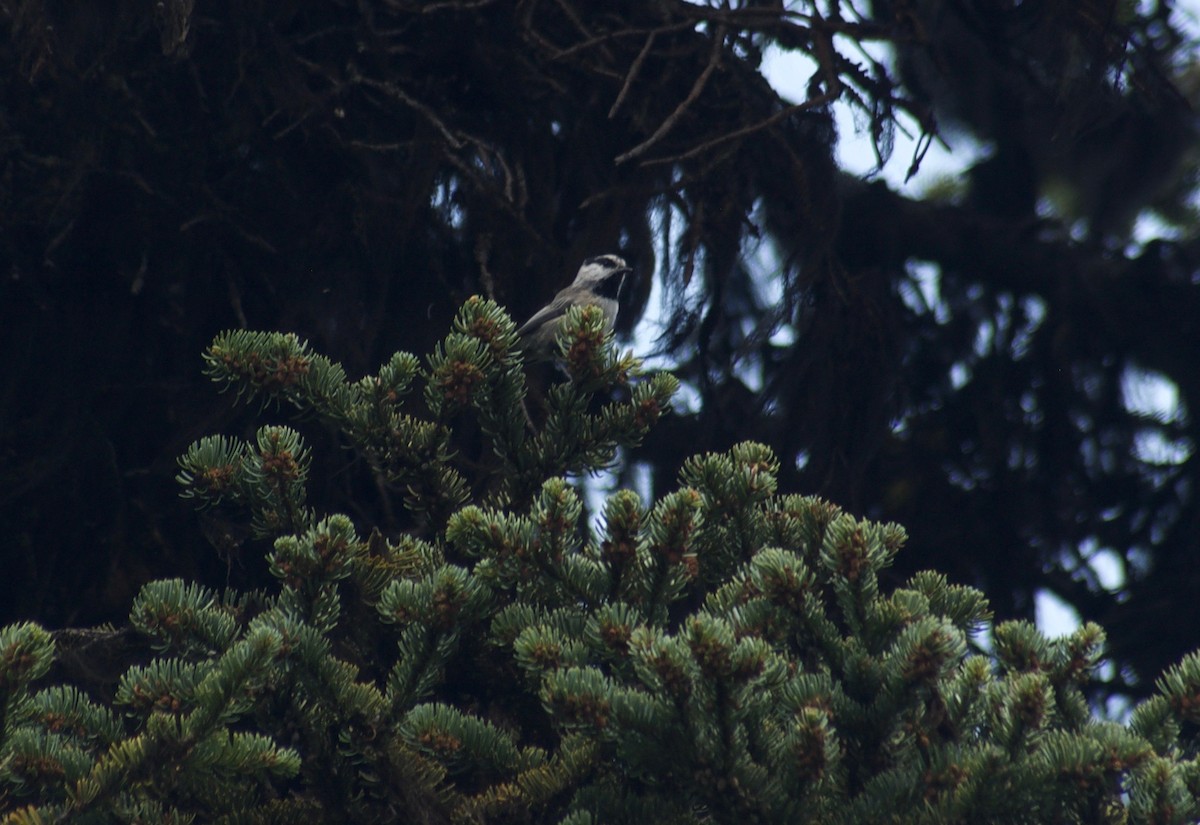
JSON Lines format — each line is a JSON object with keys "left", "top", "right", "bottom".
{"left": 185, "top": 298, "right": 677, "bottom": 534}
{"left": 4, "top": 299, "right": 1200, "bottom": 823}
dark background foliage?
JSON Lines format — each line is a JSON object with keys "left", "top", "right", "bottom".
{"left": 1, "top": 0, "right": 1197, "bottom": 701}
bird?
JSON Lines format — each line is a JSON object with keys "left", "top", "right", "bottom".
{"left": 516, "top": 254, "right": 632, "bottom": 360}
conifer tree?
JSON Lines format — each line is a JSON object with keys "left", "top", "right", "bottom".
{"left": 3, "top": 299, "right": 1200, "bottom": 823}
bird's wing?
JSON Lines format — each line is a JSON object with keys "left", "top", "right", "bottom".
{"left": 516, "top": 293, "right": 572, "bottom": 337}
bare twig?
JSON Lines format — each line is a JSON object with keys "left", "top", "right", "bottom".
{"left": 809, "top": 9, "right": 844, "bottom": 102}
{"left": 903, "top": 128, "right": 934, "bottom": 182}
{"left": 638, "top": 91, "right": 836, "bottom": 168}
{"left": 347, "top": 140, "right": 409, "bottom": 152}
{"left": 551, "top": 0, "right": 598, "bottom": 44}
{"left": 474, "top": 234, "right": 496, "bottom": 301}
{"left": 420, "top": 0, "right": 500, "bottom": 13}
{"left": 551, "top": 20, "right": 693, "bottom": 62}
{"left": 615, "top": 25, "right": 728, "bottom": 165}
{"left": 609, "top": 30, "right": 657, "bottom": 119}
{"left": 354, "top": 74, "right": 466, "bottom": 150}
{"left": 224, "top": 265, "right": 249, "bottom": 328}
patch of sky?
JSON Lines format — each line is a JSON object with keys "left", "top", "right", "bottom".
{"left": 429, "top": 177, "right": 465, "bottom": 230}
{"left": 762, "top": 37, "right": 985, "bottom": 191}
{"left": 1121, "top": 365, "right": 1191, "bottom": 467}
{"left": 897, "top": 261, "right": 947, "bottom": 322}
{"left": 1009, "top": 296, "right": 1045, "bottom": 360}
{"left": 1035, "top": 589, "right": 1080, "bottom": 638}
{"left": 581, "top": 451, "right": 655, "bottom": 539}
{"left": 630, "top": 201, "right": 707, "bottom": 369}
{"left": 949, "top": 362, "right": 970, "bottom": 390}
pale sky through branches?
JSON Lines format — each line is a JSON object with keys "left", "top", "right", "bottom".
{"left": 758, "top": 25, "right": 1198, "bottom": 647}
{"left": 622, "top": 11, "right": 1197, "bottom": 650}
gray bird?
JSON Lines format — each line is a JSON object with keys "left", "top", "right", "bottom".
{"left": 517, "top": 254, "right": 632, "bottom": 360}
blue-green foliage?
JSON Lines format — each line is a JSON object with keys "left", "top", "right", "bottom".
{"left": 3, "top": 299, "right": 1199, "bottom": 823}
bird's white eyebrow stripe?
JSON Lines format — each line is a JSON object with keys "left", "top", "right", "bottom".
{"left": 585, "top": 254, "right": 624, "bottom": 268}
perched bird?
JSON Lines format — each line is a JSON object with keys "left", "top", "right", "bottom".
{"left": 517, "top": 254, "right": 632, "bottom": 360}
